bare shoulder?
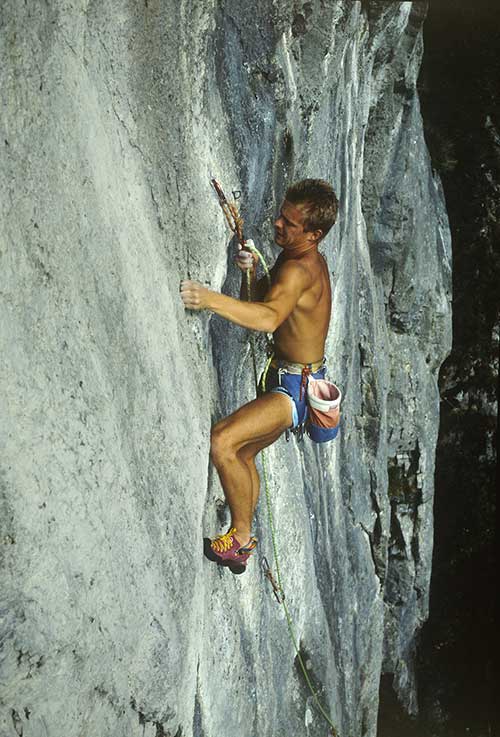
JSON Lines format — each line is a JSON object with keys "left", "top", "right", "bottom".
{"left": 276, "top": 257, "right": 312, "bottom": 285}
{"left": 313, "top": 252, "right": 331, "bottom": 281}
{"left": 318, "top": 252, "right": 328, "bottom": 268}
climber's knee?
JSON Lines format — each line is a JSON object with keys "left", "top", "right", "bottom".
{"left": 210, "top": 422, "right": 237, "bottom": 468}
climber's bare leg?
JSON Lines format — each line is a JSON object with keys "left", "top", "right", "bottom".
{"left": 238, "top": 432, "right": 280, "bottom": 519}
{"left": 210, "top": 393, "right": 292, "bottom": 544}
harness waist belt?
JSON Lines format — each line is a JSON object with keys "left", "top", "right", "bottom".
{"left": 270, "top": 356, "right": 325, "bottom": 374}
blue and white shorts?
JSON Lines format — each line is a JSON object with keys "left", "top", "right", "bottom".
{"left": 261, "top": 360, "right": 327, "bottom": 429}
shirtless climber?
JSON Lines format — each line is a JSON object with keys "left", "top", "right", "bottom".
{"left": 180, "top": 179, "right": 339, "bottom": 574}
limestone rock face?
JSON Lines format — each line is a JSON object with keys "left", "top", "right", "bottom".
{"left": 0, "top": 2, "right": 451, "bottom": 736}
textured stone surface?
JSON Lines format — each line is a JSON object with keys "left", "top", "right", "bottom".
{"left": 0, "top": 2, "right": 451, "bottom": 736}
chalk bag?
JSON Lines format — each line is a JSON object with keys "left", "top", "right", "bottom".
{"left": 306, "top": 378, "right": 341, "bottom": 443}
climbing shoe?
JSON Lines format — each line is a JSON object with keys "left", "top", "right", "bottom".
{"left": 203, "top": 528, "right": 257, "bottom": 575}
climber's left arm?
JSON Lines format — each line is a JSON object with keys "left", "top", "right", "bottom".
{"left": 180, "top": 262, "right": 309, "bottom": 333}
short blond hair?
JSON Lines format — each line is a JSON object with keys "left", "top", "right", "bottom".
{"left": 285, "top": 179, "right": 339, "bottom": 240}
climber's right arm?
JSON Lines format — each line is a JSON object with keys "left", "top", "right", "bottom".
{"left": 236, "top": 241, "right": 278, "bottom": 302}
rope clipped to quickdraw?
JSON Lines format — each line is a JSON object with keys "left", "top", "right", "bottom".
{"left": 211, "top": 176, "right": 339, "bottom": 737}
{"left": 261, "top": 556, "right": 284, "bottom": 604}
{"left": 211, "top": 176, "right": 245, "bottom": 246}
{"left": 211, "top": 175, "right": 271, "bottom": 388}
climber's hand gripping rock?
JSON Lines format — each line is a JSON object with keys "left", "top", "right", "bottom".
{"left": 180, "top": 280, "right": 210, "bottom": 310}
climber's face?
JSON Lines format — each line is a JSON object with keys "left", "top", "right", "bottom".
{"left": 274, "top": 200, "right": 321, "bottom": 251}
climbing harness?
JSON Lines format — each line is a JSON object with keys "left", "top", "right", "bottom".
{"left": 212, "top": 177, "right": 340, "bottom": 737}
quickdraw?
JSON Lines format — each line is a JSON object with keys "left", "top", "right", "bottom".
{"left": 261, "top": 556, "right": 285, "bottom": 604}
{"left": 211, "top": 176, "right": 245, "bottom": 246}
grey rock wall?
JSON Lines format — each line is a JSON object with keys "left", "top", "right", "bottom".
{"left": 0, "top": 2, "right": 451, "bottom": 736}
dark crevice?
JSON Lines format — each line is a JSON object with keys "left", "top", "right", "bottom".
{"left": 379, "top": 1, "right": 499, "bottom": 735}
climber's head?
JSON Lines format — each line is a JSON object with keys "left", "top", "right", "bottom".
{"left": 274, "top": 179, "right": 338, "bottom": 249}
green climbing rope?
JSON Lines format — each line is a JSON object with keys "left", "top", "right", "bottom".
{"left": 210, "top": 177, "right": 339, "bottom": 736}
{"left": 244, "top": 242, "right": 340, "bottom": 737}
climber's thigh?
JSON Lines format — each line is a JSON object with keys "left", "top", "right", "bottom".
{"left": 211, "top": 392, "right": 292, "bottom": 453}
{"left": 238, "top": 427, "right": 284, "bottom": 463}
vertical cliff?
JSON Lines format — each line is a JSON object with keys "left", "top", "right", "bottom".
{"left": 0, "top": 2, "right": 451, "bottom": 736}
